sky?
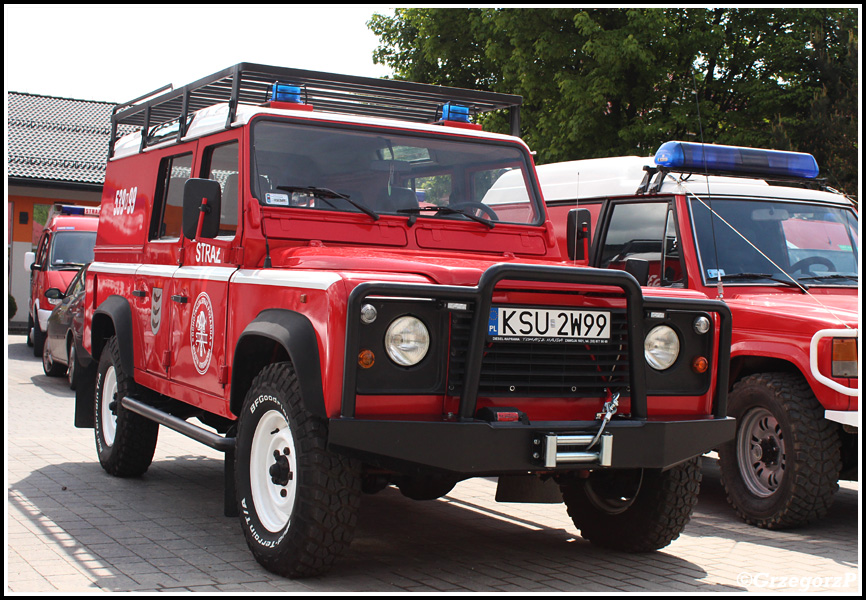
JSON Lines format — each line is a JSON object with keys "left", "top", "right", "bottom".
{"left": 4, "top": 4, "right": 395, "bottom": 103}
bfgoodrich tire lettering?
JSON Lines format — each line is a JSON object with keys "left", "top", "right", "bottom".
{"left": 94, "top": 336, "right": 159, "bottom": 477}
{"left": 236, "top": 363, "right": 361, "bottom": 578}
{"left": 718, "top": 372, "right": 841, "bottom": 529}
{"left": 561, "top": 457, "right": 702, "bottom": 552}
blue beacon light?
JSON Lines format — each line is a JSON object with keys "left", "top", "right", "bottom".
{"left": 654, "top": 141, "right": 819, "bottom": 179}
{"left": 440, "top": 102, "right": 471, "bottom": 123}
{"left": 270, "top": 83, "right": 304, "bottom": 104}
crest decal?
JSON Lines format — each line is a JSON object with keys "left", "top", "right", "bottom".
{"left": 190, "top": 292, "right": 214, "bottom": 375}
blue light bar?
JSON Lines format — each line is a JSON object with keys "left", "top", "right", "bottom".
{"left": 440, "top": 102, "right": 470, "bottom": 123}
{"left": 55, "top": 204, "right": 100, "bottom": 216}
{"left": 654, "top": 141, "right": 819, "bottom": 179}
{"left": 270, "top": 83, "right": 304, "bottom": 104}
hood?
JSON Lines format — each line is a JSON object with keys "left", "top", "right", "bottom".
{"left": 726, "top": 290, "right": 859, "bottom": 331}
{"left": 278, "top": 246, "right": 539, "bottom": 287}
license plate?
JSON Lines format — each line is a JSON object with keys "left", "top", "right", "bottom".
{"left": 488, "top": 307, "right": 611, "bottom": 343}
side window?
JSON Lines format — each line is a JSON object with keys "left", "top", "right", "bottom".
{"left": 601, "top": 201, "right": 681, "bottom": 287}
{"left": 35, "top": 232, "right": 50, "bottom": 267}
{"left": 150, "top": 153, "right": 193, "bottom": 240}
{"left": 201, "top": 142, "right": 239, "bottom": 237}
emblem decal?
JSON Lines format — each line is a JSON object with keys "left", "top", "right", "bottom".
{"left": 190, "top": 292, "right": 214, "bottom": 375}
{"left": 151, "top": 287, "right": 163, "bottom": 335}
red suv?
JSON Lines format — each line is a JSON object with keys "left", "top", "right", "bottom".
{"left": 74, "top": 65, "right": 734, "bottom": 577}
{"left": 540, "top": 142, "right": 858, "bottom": 530}
{"left": 26, "top": 204, "right": 99, "bottom": 357}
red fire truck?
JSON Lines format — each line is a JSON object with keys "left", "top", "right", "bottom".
{"left": 25, "top": 203, "right": 99, "bottom": 356}
{"left": 539, "top": 142, "right": 858, "bottom": 530}
{"left": 75, "top": 64, "right": 734, "bottom": 577}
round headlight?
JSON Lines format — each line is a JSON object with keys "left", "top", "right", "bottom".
{"left": 385, "top": 316, "right": 430, "bottom": 366}
{"left": 645, "top": 325, "right": 680, "bottom": 371}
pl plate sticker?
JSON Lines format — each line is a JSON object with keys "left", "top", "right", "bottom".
{"left": 265, "top": 193, "right": 289, "bottom": 206}
{"left": 190, "top": 292, "right": 214, "bottom": 375}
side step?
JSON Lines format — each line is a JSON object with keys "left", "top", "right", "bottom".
{"left": 121, "top": 396, "right": 238, "bottom": 517}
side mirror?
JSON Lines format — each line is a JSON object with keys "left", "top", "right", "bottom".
{"left": 566, "top": 208, "right": 591, "bottom": 261}
{"left": 45, "top": 287, "right": 64, "bottom": 300}
{"left": 25, "top": 251, "right": 36, "bottom": 270}
{"left": 182, "top": 179, "right": 222, "bottom": 241}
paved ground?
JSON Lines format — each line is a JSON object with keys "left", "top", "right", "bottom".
{"left": 6, "top": 334, "right": 861, "bottom": 593}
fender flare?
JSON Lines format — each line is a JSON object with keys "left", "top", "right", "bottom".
{"left": 231, "top": 309, "right": 326, "bottom": 419}
{"left": 92, "top": 295, "right": 134, "bottom": 376}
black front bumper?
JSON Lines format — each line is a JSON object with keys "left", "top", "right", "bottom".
{"left": 328, "top": 415, "right": 736, "bottom": 475}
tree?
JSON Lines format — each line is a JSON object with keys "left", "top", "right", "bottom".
{"left": 369, "top": 8, "right": 858, "bottom": 196}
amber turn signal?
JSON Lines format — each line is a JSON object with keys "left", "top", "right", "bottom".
{"left": 358, "top": 349, "right": 375, "bottom": 369}
{"left": 691, "top": 356, "right": 709, "bottom": 374}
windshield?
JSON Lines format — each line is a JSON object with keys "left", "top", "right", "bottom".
{"left": 49, "top": 231, "right": 96, "bottom": 269}
{"left": 690, "top": 198, "right": 858, "bottom": 286}
{"left": 251, "top": 120, "right": 541, "bottom": 226}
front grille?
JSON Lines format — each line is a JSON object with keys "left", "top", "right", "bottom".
{"left": 447, "top": 310, "right": 630, "bottom": 397}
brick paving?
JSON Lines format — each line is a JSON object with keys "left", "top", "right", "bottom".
{"left": 6, "top": 334, "right": 860, "bottom": 593}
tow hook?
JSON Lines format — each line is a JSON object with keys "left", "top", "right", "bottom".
{"left": 587, "top": 391, "right": 620, "bottom": 450}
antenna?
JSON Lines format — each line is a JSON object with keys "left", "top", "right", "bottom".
{"left": 573, "top": 171, "right": 580, "bottom": 266}
{"left": 691, "top": 70, "right": 723, "bottom": 300}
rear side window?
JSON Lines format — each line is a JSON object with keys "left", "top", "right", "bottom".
{"left": 150, "top": 153, "right": 193, "bottom": 240}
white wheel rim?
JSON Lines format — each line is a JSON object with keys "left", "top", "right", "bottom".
{"left": 250, "top": 409, "right": 298, "bottom": 533}
{"left": 101, "top": 366, "right": 118, "bottom": 445}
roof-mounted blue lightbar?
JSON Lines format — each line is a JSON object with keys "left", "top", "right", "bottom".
{"left": 654, "top": 141, "right": 819, "bottom": 179}
{"left": 439, "top": 102, "right": 470, "bottom": 123}
{"left": 55, "top": 203, "right": 100, "bottom": 216}
{"left": 270, "top": 82, "right": 304, "bottom": 104}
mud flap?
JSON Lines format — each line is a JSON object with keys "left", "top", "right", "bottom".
{"left": 495, "top": 474, "right": 563, "bottom": 503}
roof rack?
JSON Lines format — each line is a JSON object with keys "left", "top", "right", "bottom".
{"left": 108, "top": 63, "right": 523, "bottom": 159}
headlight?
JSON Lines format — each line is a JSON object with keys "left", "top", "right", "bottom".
{"left": 645, "top": 325, "right": 680, "bottom": 370}
{"left": 385, "top": 316, "right": 430, "bottom": 366}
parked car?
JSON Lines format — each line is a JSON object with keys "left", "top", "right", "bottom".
{"left": 43, "top": 263, "right": 90, "bottom": 389}
{"left": 25, "top": 203, "right": 99, "bottom": 357}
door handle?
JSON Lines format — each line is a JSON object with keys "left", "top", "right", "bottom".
{"left": 171, "top": 295, "right": 188, "bottom": 304}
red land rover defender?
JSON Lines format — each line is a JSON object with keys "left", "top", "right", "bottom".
{"left": 539, "top": 142, "right": 859, "bottom": 529}
{"left": 25, "top": 203, "right": 99, "bottom": 356}
{"left": 75, "top": 65, "right": 734, "bottom": 577}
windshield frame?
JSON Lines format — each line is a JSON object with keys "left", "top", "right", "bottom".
{"left": 687, "top": 195, "right": 858, "bottom": 288}
{"left": 248, "top": 116, "right": 545, "bottom": 228}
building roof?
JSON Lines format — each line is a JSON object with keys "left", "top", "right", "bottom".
{"left": 7, "top": 92, "right": 120, "bottom": 187}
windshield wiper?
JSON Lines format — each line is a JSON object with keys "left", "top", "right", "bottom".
{"left": 397, "top": 206, "right": 495, "bottom": 228}
{"left": 53, "top": 262, "right": 85, "bottom": 270}
{"left": 719, "top": 273, "right": 809, "bottom": 292}
{"left": 796, "top": 273, "right": 858, "bottom": 284}
{"left": 276, "top": 186, "right": 379, "bottom": 221}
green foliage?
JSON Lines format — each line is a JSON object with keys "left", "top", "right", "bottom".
{"left": 368, "top": 8, "right": 858, "bottom": 196}
{"left": 8, "top": 294, "right": 17, "bottom": 321}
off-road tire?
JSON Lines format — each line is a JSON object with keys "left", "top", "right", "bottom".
{"left": 94, "top": 336, "right": 159, "bottom": 477}
{"left": 235, "top": 362, "right": 361, "bottom": 578}
{"left": 42, "top": 341, "right": 66, "bottom": 377}
{"left": 717, "top": 372, "right": 841, "bottom": 529}
{"left": 561, "top": 457, "right": 701, "bottom": 552}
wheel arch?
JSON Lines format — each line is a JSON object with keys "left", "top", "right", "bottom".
{"left": 91, "top": 295, "right": 134, "bottom": 373}
{"left": 230, "top": 309, "right": 326, "bottom": 419}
